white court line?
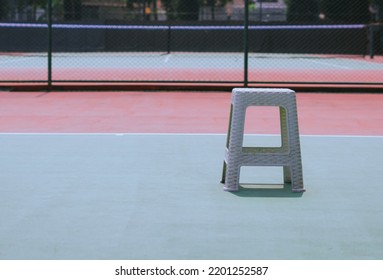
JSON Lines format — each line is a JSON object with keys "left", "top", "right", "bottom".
{"left": 0, "top": 132, "right": 383, "bottom": 139}
{"left": 164, "top": 54, "right": 172, "bottom": 63}
{"left": 307, "top": 59, "right": 352, "bottom": 70}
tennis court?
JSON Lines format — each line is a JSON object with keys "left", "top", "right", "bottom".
{"left": 1, "top": 52, "right": 383, "bottom": 85}
{"left": 1, "top": 90, "right": 383, "bottom": 260}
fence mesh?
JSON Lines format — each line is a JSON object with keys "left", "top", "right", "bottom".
{"left": 0, "top": 0, "right": 382, "bottom": 87}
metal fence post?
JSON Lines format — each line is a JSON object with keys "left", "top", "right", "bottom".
{"left": 48, "top": 0, "right": 53, "bottom": 89}
{"left": 244, "top": 0, "right": 249, "bottom": 87}
{"left": 167, "top": 25, "right": 172, "bottom": 54}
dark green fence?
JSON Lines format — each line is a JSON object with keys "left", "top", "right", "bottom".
{"left": 0, "top": 0, "right": 382, "bottom": 88}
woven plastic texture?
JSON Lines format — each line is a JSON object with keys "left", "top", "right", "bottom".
{"left": 221, "top": 88, "right": 305, "bottom": 192}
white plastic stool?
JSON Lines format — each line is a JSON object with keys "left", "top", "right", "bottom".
{"left": 221, "top": 88, "right": 305, "bottom": 193}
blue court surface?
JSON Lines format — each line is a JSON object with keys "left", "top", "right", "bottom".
{"left": 1, "top": 133, "right": 383, "bottom": 260}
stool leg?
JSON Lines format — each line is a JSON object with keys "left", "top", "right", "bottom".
{"left": 223, "top": 103, "right": 246, "bottom": 191}
{"left": 291, "top": 160, "right": 305, "bottom": 192}
{"left": 286, "top": 102, "right": 305, "bottom": 193}
{"left": 290, "top": 133, "right": 305, "bottom": 192}
{"left": 279, "top": 107, "right": 291, "bottom": 183}
{"left": 223, "top": 164, "right": 241, "bottom": 191}
{"left": 221, "top": 105, "right": 233, "bottom": 184}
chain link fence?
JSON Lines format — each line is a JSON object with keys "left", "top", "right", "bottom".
{"left": 0, "top": 0, "right": 383, "bottom": 88}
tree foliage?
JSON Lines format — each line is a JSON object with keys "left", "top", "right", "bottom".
{"left": 156, "top": 0, "right": 231, "bottom": 21}
{"left": 286, "top": 0, "right": 320, "bottom": 22}
{"left": 63, "top": 0, "right": 82, "bottom": 20}
{"left": 177, "top": 0, "right": 199, "bottom": 20}
{"left": 202, "top": 0, "right": 232, "bottom": 20}
{"left": 0, "top": 0, "right": 8, "bottom": 20}
{"left": 370, "top": 0, "right": 383, "bottom": 21}
{"left": 1, "top": 0, "right": 379, "bottom": 23}
{"left": 321, "top": 0, "right": 370, "bottom": 23}
{"left": 286, "top": 0, "right": 372, "bottom": 23}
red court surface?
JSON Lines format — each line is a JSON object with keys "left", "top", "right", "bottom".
{"left": 0, "top": 91, "right": 382, "bottom": 135}
{"left": 3, "top": 68, "right": 383, "bottom": 84}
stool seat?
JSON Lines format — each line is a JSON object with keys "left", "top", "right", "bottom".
{"left": 221, "top": 88, "right": 305, "bottom": 193}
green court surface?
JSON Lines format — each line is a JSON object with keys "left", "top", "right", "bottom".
{"left": 1, "top": 133, "right": 382, "bottom": 260}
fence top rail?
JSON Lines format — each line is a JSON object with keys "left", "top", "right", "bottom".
{"left": 0, "top": 22, "right": 368, "bottom": 30}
